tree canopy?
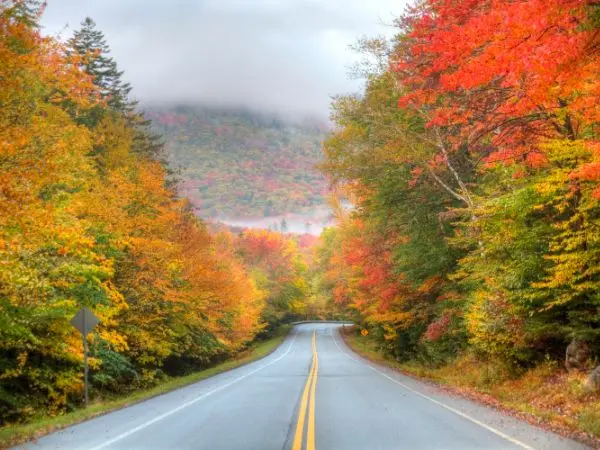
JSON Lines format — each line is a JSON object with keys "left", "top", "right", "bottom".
{"left": 315, "top": 0, "right": 600, "bottom": 366}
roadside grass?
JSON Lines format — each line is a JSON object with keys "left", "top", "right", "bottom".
{"left": 0, "top": 325, "right": 291, "bottom": 449}
{"left": 341, "top": 326, "right": 600, "bottom": 446}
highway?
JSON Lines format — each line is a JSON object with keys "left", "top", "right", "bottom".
{"left": 19, "top": 323, "right": 588, "bottom": 450}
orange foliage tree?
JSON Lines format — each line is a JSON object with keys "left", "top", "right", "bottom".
{"left": 0, "top": 2, "right": 264, "bottom": 422}
{"left": 235, "top": 229, "right": 308, "bottom": 332}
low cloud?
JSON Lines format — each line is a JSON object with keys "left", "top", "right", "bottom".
{"left": 41, "top": 0, "right": 405, "bottom": 118}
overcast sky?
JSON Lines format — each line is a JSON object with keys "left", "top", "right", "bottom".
{"left": 40, "top": 0, "right": 407, "bottom": 119}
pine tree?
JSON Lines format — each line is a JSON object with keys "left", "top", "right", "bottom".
{"left": 2, "top": 0, "right": 43, "bottom": 28}
{"left": 67, "top": 17, "right": 164, "bottom": 160}
{"left": 67, "top": 17, "right": 132, "bottom": 113}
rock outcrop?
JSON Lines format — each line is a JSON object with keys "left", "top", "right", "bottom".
{"left": 565, "top": 339, "right": 590, "bottom": 372}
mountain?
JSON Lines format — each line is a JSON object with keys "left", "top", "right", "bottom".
{"left": 148, "top": 105, "right": 330, "bottom": 221}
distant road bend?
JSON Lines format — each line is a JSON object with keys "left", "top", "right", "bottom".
{"left": 19, "top": 324, "right": 588, "bottom": 450}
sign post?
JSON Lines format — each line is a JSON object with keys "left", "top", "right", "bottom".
{"left": 71, "top": 307, "right": 100, "bottom": 407}
{"left": 361, "top": 328, "right": 368, "bottom": 352}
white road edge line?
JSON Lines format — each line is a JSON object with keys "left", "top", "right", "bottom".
{"left": 90, "top": 331, "right": 299, "bottom": 450}
{"left": 331, "top": 329, "right": 535, "bottom": 450}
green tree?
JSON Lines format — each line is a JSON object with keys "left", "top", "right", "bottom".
{"left": 67, "top": 17, "right": 132, "bottom": 113}
{"left": 67, "top": 17, "right": 163, "bottom": 160}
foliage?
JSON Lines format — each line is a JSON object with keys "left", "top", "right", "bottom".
{"left": 66, "top": 17, "right": 163, "bottom": 159}
{"left": 234, "top": 229, "right": 309, "bottom": 333}
{"left": 0, "top": 3, "right": 266, "bottom": 424}
{"left": 0, "top": 325, "right": 290, "bottom": 449}
{"left": 67, "top": 17, "right": 132, "bottom": 114}
{"left": 317, "top": 0, "right": 600, "bottom": 369}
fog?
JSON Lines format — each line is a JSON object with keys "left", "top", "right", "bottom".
{"left": 217, "top": 205, "right": 336, "bottom": 236}
{"left": 40, "top": 0, "right": 406, "bottom": 119}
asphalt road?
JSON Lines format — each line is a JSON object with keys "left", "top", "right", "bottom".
{"left": 18, "top": 323, "right": 589, "bottom": 450}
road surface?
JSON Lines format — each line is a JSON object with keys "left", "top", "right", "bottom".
{"left": 18, "top": 323, "right": 588, "bottom": 450}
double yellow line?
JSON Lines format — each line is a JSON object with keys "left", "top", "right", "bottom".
{"left": 292, "top": 330, "right": 318, "bottom": 450}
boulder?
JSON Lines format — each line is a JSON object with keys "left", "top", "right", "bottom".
{"left": 565, "top": 339, "right": 590, "bottom": 372}
{"left": 584, "top": 365, "right": 600, "bottom": 393}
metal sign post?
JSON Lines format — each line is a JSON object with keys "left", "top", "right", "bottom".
{"left": 71, "top": 307, "right": 100, "bottom": 407}
{"left": 361, "top": 328, "right": 368, "bottom": 352}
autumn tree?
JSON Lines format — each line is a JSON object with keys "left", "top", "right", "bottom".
{"left": 0, "top": 3, "right": 264, "bottom": 423}
{"left": 318, "top": 0, "right": 600, "bottom": 367}
{"left": 0, "top": 1, "right": 124, "bottom": 419}
{"left": 392, "top": 0, "right": 600, "bottom": 360}
{"left": 236, "top": 229, "right": 309, "bottom": 333}
{"left": 320, "top": 68, "right": 467, "bottom": 362}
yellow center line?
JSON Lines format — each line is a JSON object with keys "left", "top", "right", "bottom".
{"left": 292, "top": 330, "right": 318, "bottom": 450}
{"left": 306, "top": 333, "right": 318, "bottom": 450}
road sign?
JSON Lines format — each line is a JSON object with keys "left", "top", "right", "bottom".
{"left": 71, "top": 307, "right": 100, "bottom": 408}
{"left": 361, "top": 328, "right": 369, "bottom": 337}
{"left": 71, "top": 307, "right": 100, "bottom": 336}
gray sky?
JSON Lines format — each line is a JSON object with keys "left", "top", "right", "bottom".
{"left": 41, "top": 0, "right": 406, "bottom": 119}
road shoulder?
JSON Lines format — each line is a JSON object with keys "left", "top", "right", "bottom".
{"left": 338, "top": 326, "right": 597, "bottom": 449}
{"left": 0, "top": 325, "right": 291, "bottom": 450}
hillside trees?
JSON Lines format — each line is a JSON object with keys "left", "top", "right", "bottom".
{"left": 150, "top": 106, "right": 329, "bottom": 218}
{"left": 318, "top": 0, "right": 600, "bottom": 366}
{"left": 0, "top": 2, "right": 264, "bottom": 423}
{"left": 235, "top": 229, "right": 309, "bottom": 333}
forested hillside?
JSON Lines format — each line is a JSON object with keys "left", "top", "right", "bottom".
{"left": 148, "top": 106, "right": 329, "bottom": 218}
{"left": 314, "top": 0, "right": 600, "bottom": 435}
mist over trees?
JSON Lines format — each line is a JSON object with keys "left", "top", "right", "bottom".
{"left": 149, "top": 105, "right": 329, "bottom": 219}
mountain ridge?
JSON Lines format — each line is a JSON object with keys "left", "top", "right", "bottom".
{"left": 148, "top": 105, "right": 331, "bottom": 220}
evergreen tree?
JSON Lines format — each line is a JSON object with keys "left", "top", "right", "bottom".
{"left": 67, "top": 17, "right": 164, "bottom": 160}
{"left": 67, "top": 17, "right": 132, "bottom": 113}
{"left": 1, "top": 0, "right": 43, "bottom": 28}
